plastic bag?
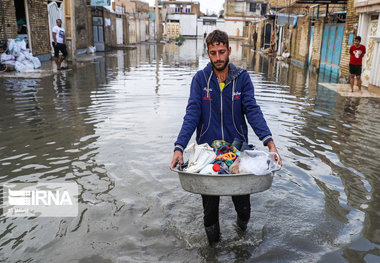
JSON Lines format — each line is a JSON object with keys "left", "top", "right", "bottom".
{"left": 24, "top": 52, "right": 41, "bottom": 68}
{"left": 15, "top": 60, "right": 34, "bottom": 72}
{"left": 183, "top": 143, "right": 216, "bottom": 173}
{"left": 229, "top": 157, "right": 240, "bottom": 174}
{"left": 87, "top": 46, "right": 96, "bottom": 54}
{"left": 1, "top": 53, "right": 15, "bottom": 62}
{"left": 239, "top": 150, "right": 280, "bottom": 175}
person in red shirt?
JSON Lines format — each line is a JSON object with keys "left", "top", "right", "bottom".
{"left": 349, "top": 36, "right": 366, "bottom": 94}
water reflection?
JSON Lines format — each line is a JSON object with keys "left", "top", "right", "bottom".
{"left": 1, "top": 40, "right": 380, "bottom": 262}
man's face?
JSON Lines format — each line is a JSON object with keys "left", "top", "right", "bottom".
{"left": 207, "top": 42, "right": 231, "bottom": 71}
{"left": 57, "top": 19, "right": 62, "bottom": 27}
{"left": 354, "top": 39, "right": 360, "bottom": 46}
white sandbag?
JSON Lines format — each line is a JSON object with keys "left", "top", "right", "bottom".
{"left": 87, "top": 46, "right": 96, "bottom": 54}
{"left": 15, "top": 60, "right": 34, "bottom": 72}
{"left": 7, "top": 39, "right": 15, "bottom": 54}
{"left": 3, "top": 60, "right": 16, "bottom": 66}
{"left": 23, "top": 51, "right": 41, "bottom": 68}
{"left": 16, "top": 54, "right": 25, "bottom": 62}
{"left": 15, "top": 61, "right": 24, "bottom": 72}
{"left": 19, "top": 39, "right": 27, "bottom": 51}
{"left": 1, "top": 53, "right": 15, "bottom": 62}
{"left": 184, "top": 143, "right": 217, "bottom": 173}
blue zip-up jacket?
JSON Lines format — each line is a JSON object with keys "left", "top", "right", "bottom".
{"left": 175, "top": 63, "right": 273, "bottom": 151}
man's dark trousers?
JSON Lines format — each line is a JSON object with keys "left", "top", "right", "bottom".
{"left": 201, "top": 195, "right": 251, "bottom": 227}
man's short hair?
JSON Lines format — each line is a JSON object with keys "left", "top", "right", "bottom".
{"left": 206, "top": 30, "right": 229, "bottom": 48}
{"left": 355, "top": 36, "right": 361, "bottom": 41}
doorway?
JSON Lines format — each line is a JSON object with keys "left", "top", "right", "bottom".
{"left": 14, "top": 0, "right": 30, "bottom": 49}
{"left": 48, "top": 1, "right": 64, "bottom": 55}
{"left": 93, "top": 17, "right": 105, "bottom": 51}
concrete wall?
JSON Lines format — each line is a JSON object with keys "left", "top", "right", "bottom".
{"left": 104, "top": 10, "right": 117, "bottom": 49}
{"left": 355, "top": 0, "right": 380, "bottom": 9}
{"left": 74, "top": 1, "right": 92, "bottom": 50}
{"left": 128, "top": 18, "right": 137, "bottom": 44}
{"left": 124, "top": 15, "right": 130, "bottom": 44}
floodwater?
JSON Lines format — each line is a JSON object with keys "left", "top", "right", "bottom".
{"left": 1, "top": 39, "right": 380, "bottom": 262}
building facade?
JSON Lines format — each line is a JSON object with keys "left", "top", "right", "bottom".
{"left": 162, "top": 0, "right": 200, "bottom": 38}
{"left": 224, "top": 0, "right": 270, "bottom": 38}
{"left": 355, "top": 0, "right": 380, "bottom": 88}
{"left": 0, "top": 0, "right": 51, "bottom": 60}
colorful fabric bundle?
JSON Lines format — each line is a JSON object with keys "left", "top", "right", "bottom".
{"left": 210, "top": 140, "right": 240, "bottom": 167}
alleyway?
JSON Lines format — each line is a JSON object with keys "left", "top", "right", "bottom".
{"left": 1, "top": 40, "right": 380, "bottom": 262}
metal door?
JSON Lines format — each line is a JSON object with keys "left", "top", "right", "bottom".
{"left": 93, "top": 17, "right": 105, "bottom": 51}
{"left": 116, "top": 18, "right": 123, "bottom": 45}
{"left": 320, "top": 24, "right": 345, "bottom": 82}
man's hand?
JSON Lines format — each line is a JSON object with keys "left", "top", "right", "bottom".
{"left": 170, "top": 150, "right": 184, "bottom": 169}
{"left": 266, "top": 140, "right": 282, "bottom": 166}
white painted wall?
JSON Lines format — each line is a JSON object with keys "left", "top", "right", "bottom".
{"left": 197, "top": 18, "right": 225, "bottom": 37}
{"left": 224, "top": 20, "right": 245, "bottom": 37}
{"left": 167, "top": 14, "right": 197, "bottom": 36}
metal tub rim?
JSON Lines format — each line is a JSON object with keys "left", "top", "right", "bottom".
{"left": 171, "top": 168, "right": 279, "bottom": 196}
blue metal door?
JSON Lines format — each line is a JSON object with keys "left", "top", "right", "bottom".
{"left": 320, "top": 24, "right": 345, "bottom": 82}
{"left": 93, "top": 17, "right": 105, "bottom": 52}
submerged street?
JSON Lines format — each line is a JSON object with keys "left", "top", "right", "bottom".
{"left": 1, "top": 40, "right": 380, "bottom": 262}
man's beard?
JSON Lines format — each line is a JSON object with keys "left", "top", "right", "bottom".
{"left": 211, "top": 57, "right": 229, "bottom": 71}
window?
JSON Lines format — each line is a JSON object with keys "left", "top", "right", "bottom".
{"left": 261, "top": 3, "right": 267, "bottom": 16}
{"left": 250, "top": 3, "right": 256, "bottom": 12}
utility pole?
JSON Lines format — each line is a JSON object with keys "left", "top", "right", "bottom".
{"left": 155, "top": 0, "right": 160, "bottom": 42}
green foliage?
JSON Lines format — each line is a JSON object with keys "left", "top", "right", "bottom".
{"left": 175, "top": 35, "right": 185, "bottom": 43}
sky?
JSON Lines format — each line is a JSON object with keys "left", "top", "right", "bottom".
{"left": 145, "top": 0, "right": 225, "bottom": 15}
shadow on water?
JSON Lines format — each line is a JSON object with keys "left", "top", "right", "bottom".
{"left": 1, "top": 40, "right": 380, "bottom": 262}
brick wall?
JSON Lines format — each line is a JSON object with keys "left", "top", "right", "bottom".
{"left": 290, "top": 16, "right": 311, "bottom": 67}
{"left": 26, "top": 0, "right": 51, "bottom": 56}
{"left": 310, "top": 18, "right": 325, "bottom": 70}
{"left": 340, "top": 0, "right": 359, "bottom": 79}
{"left": 0, "top": 0, "right": 18, "bottom": 51}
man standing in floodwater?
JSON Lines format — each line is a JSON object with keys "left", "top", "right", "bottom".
{"left": 349, "top": 36, "right": 366, "bottom": 94}
{"left": 52, "top": 19, "right": 68, "bottom": 70}
{"left": 170, "top": 30, "right": 282, "bottom": 246}
{"left": 253, "top": 30, "right": 258, "bottom": 51}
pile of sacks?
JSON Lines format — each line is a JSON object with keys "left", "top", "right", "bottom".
{"left": 179, "top": 139, "right": 280, "bottom": 176}
{"left": 1, "top": 39, "right": 41, "bottom": 72}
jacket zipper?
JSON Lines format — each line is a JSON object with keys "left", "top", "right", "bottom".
{"left": 220, "top": 82, "right": 224, "bottom": 140}
{"left": 200, "top": 71, "right": 213, "bottom": 138}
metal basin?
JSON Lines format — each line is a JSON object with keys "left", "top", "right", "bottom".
{"left": 171, "top": 169, "right": 277, "bottom": 196}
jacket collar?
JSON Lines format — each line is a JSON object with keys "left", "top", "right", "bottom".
{"left": 205, "top": 62, "right": 244, "bottom": 86}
